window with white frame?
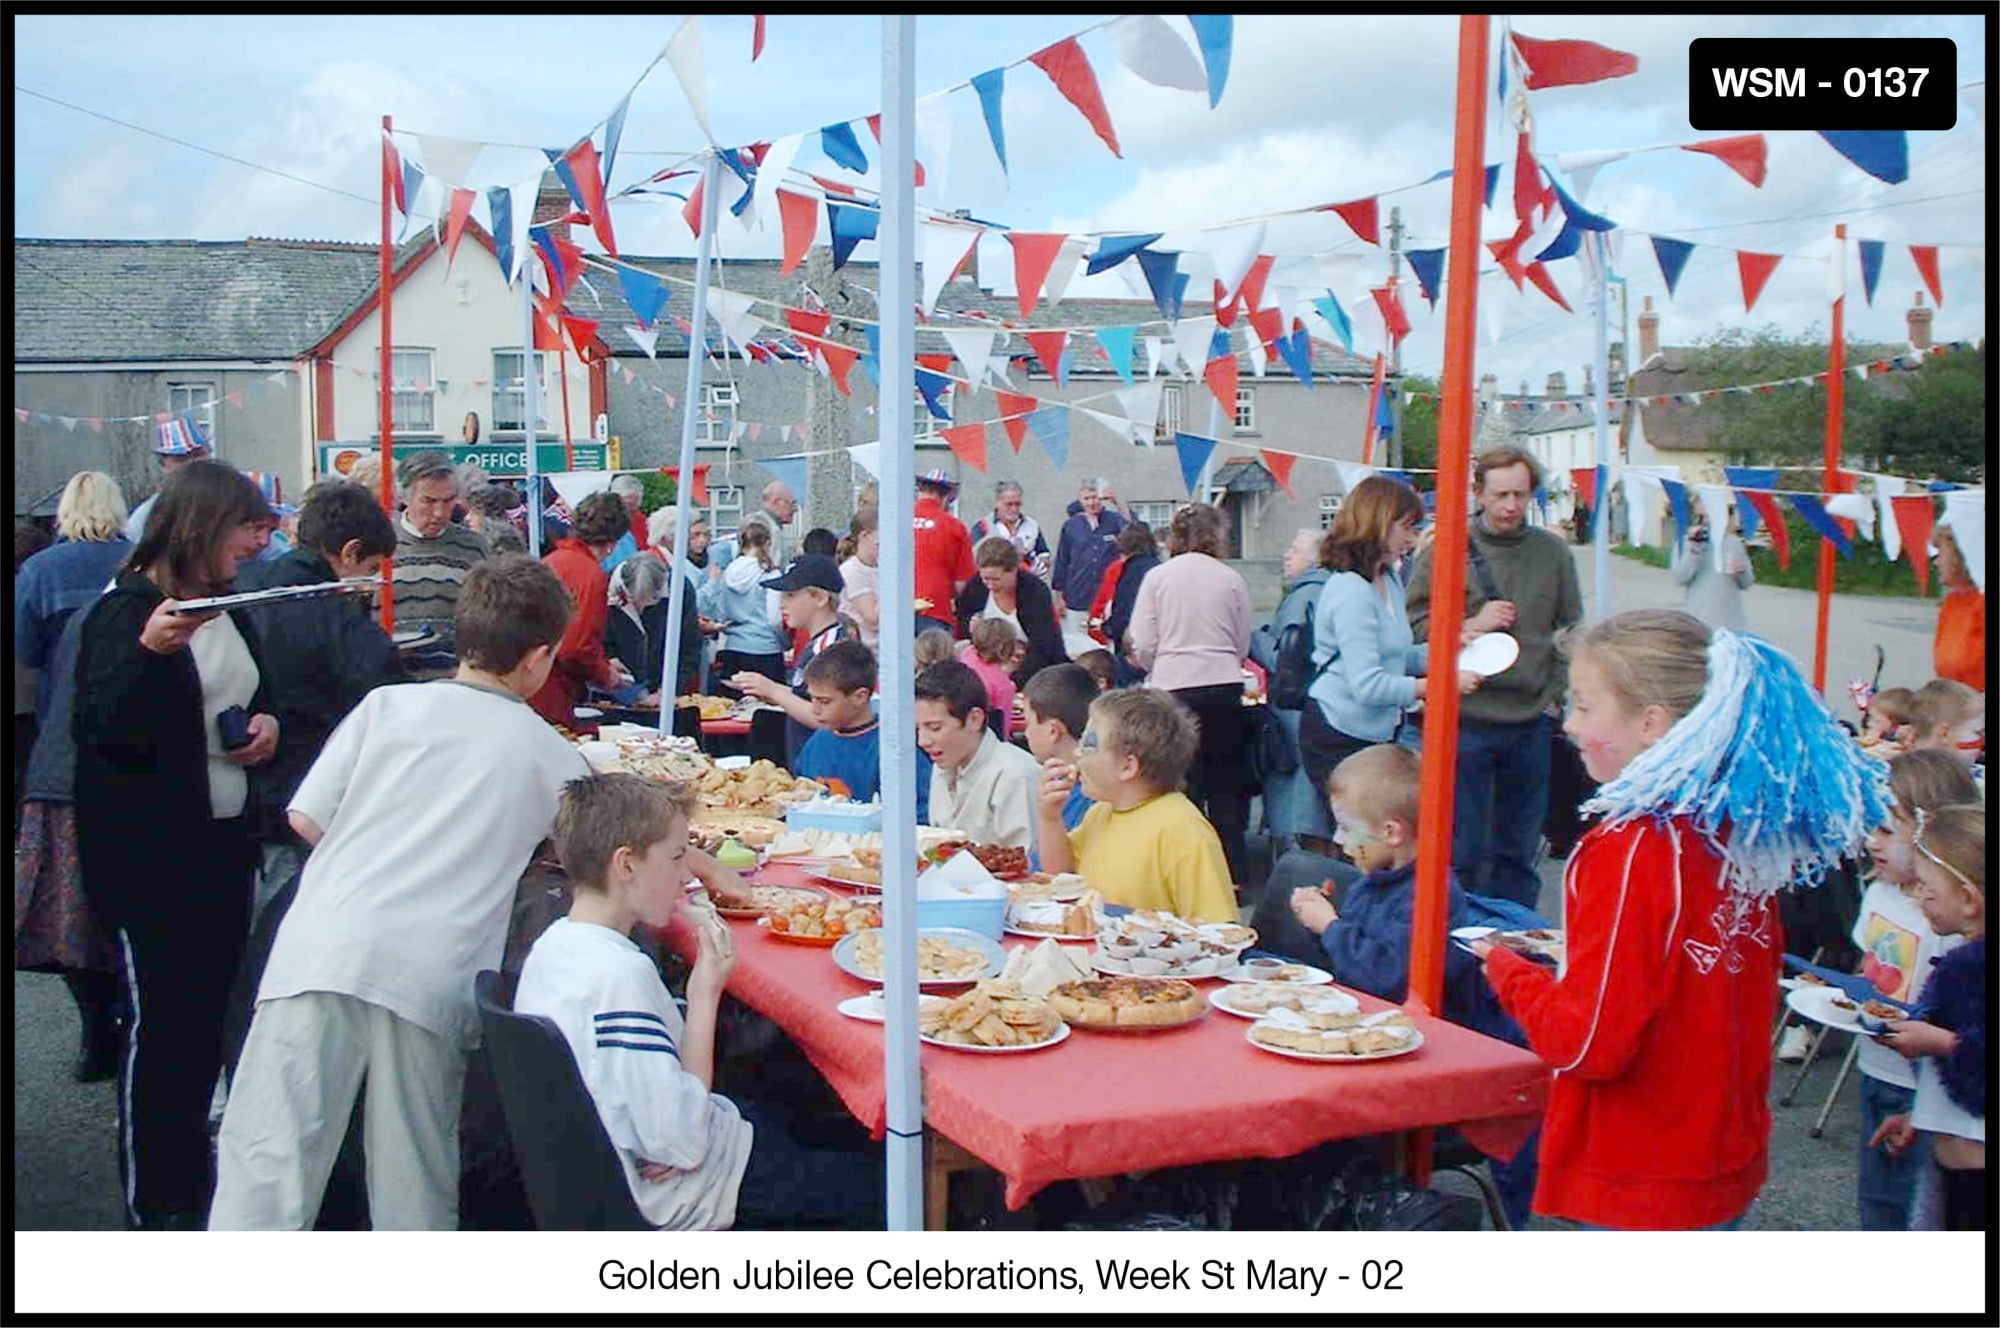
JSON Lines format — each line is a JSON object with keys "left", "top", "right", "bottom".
{"left": 167, "top": 381, "right": 215, "bottom": 424}
{"left": 491, "top": 349, "right": 553, "bottom": 434}
{"left": 1129, "top": 501, "right": 1176, "bottom": 532}
{"left": 706, "top": 484, "right": 745, "bottom": 534}
{"left": 912, "top": 388, "right": 944, "bottom": 444}
{"left": 1155, "top": 383, "right": 1183, "bottom": 443}
{"left": 374, "top": 348, "right": 436, "bottom": 434}
{"left": 699, "top": 382, "right": 739, "bottom": 446}
{"left": 1319, "top": 494, "right": 1341, "bottom": 529}
{"left": 1234, "top": 386, "right": 1257, "bottom": 433}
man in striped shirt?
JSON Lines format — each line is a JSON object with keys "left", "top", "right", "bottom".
{"left": 390, "top": 450, "right": 488, "bottom": 678}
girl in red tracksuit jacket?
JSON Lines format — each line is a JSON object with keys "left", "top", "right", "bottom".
{"left": 1474, "top": 609, "right": 1889, "bottom": 1230}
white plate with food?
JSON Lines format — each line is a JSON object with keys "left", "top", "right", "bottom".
{"left": 709, "top": 883, "right": 827, "bottom": 919}
{"left": 1091, "top": 950, "right": 1228, "bottom": 981}
{"left": 1216, "top": 960, "right": 1333, "bottom": 985}
{"left": 832, "top": 927, "right": 1005, "bottom": 987}
{"left": 1208, "top": 982, "right": 1361, "bottom": 1020}
{"left": 1786, "top": 984, "right": 1865, "bottom": 1032}
{"left": 836, "top": 992, "right": 949, "bottom": 1023}
{"left": 1004, "top": 922, "right": 1096, "bottom": 943}
{"left": 919, "top": 1022, "right": 1071, "bottom": 1053}
{"left": 1246, "top": 1010, "right": 1426, "bottom": 1062}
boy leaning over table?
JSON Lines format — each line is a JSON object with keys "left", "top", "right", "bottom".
{"left": 1034, "top": 687, "right": 1237, "bottom": 924}
{"left": 515, "top": 773, "right": 883, "bottom": 1229}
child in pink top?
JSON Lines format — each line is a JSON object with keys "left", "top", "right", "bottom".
{"left": 957, "top": 619, "right": 1021, "bottom": 742}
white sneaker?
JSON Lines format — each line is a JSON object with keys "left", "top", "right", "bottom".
{"left": 1776, "top": 1025, "right": 1811, "bottom": 1063}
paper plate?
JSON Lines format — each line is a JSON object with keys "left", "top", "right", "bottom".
{"left": 1247, "top": 1022, "right": 1426, "bottom": 1062}
{"left": 1457, "top": 632, "right": 1520, "bottom": 677}
{"left": 1207, "top": 983, "right": 1360, "bottom": 1020}
{"left": 1215, "top": 961, "right": 1333, "bottom": 985}
{"left": 1786, "top": 984, "right": 1863, "bottom": 1032}
{"left": 920, "top": 1022, "right": 1072, "bottom": 1053}
{"left": 837, "top": 993, "right": 948, "bottom": 1023}
{"left": 831, "top": 927, "right": 1006, "bottom": 987}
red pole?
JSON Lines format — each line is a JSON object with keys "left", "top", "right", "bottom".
{"left": 379, "top": 114, "right": 397, "bottom": 632}
{"left": 559, "top": 350, "right": 577, "bottom": 472}
{"left": 1813, "top": 224, "right": 1846, "bottom": 694}
{"left": 1362, "top": 352, "right": 1387, "bottom": 465}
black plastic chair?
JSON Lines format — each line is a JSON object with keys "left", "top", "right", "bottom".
{"left": 473, "top": 969, "right": 652, "bottom": 1230}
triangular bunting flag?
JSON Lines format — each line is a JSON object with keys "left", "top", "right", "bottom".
{"left": 827, "top": 201, "right": 879, "bottom": 269}
{"left": 1261, "top": 450, "right": 1297, "bottom": 497}
{"left": 1144, "top": 336, "right": 1167, "bottom": 379}
{"left": 1027, "top": 408, "right": 1070, "bottom": 469}
{"left": 995, "top": 391, "right": 1038, "bottom": 451}
{"left": 1682, "top": 134, "right": 1767, "bottom": 187}
{"left": 1509, "top": 31, "right": 1639, "bottom": 88}
{"left": 1857, "top": 239, "right": 1885, "bottom": 305}
{"left": 1187, "top": 14, "right": 1232, "bottom": 107}
{"left": 1087, "top": 233, "right": 1162, "bottom": 276}
{"left": 1657, "top": 477, "right": 1694, "bottom": 548}
{"left": 1891, "top": 494, "right": 1935, "bottom": 593}
{"left": 1246, "top": 307, "right": 1286, "bottom": 361}
{"left": 915, "top": 367, "right": 954, "bottom": 422}
{"left": 1790, "top": 494, "right": 1852, "bottom": 557}
{"left": 1171, "top": 317, "right": 1218, "bottom": 380}
{"left": 1910, "top": 245, "right": 1942, "bottom": 308}
{"left": 1406, "top": 249, "right": 1445, "bottom": 308}
{"left": 807, "top": 336, "right": 860, "bottom": 394}
{"left": 1370, "top": 285, "right": 1412, "bottom": 345}
{"left": 1207, "top": 222, "right": 1266, "bottom": 308}
{"left": 560, "top": 316, "right": 600, "bottom": 362}
{"left": 820, "top": 121, "right": 869, "bottom": 174}
{"left": 971, "top": 68, "right": 1008, "bottom": 175}
{"left": 785, "top": 306, "right": 831, "bottom": 341}
{"left": 1818, "top": 131, "right": 1909, "bottom": 184}
{"left": 1136, "top": 248, "right": 1185, "bottom": 322}
{"left": 1039, "top": 237, "right": 1091, "bottom": 309}
{"left": 1028, "top": 37, "right": 1121, "bottom": 157}
{"left": 752, "top": 14, "right": 766, "bottom": 60}
{"left": 941, "top": 328, "right": 997, "bottom": 391}
{"left": 1275, "top": 324, "right": 1315, "bottom": 387}
{"left": 1006, "top": 232, "right": 1071, "bottom": 318}
{"left": 624, "top": 326, "right": 659, "bottom": 358}
{"left": 1105, "top": 14, "right": 1207, "bottom": 92}
{"left": 1313, "top": 293, "right": 1353, "bottom": 352}
{"left": 1940, "top": 490, "right": 1985, "bottom": 594}
{"left": 1326, "top": 197, "right": 1379, "bottom": 246}
{"left": 1174, "top": 433, "right": 1217, "bottom": 494}
{"left": 1524, "top": 261, "right": 1573, "bottom": 313}
{"left": 1334, "top": 459, "right": 1376, "bottom": 494}
{"left": 776, "top": 190, "right": 818, "bottom": 275}
{"left": 561, "top": 138, "right": 618, "bottom": 257}
{"left": 616, "top": 264, "right": 670, "bottom": 328}
{"left": 1096, "top": 326, "right": 1138, "bottom": 383}
{"left": 662, "top": 16, "right": 714, "bottom": 143}
{"left": 1203, "top": 351, "right": 1240, "bottom": 417}
{"left": 1113, "top": 380, "right": 1163, "bottom": 440}
{"left": 1024, "top": 331, "right": 1069, "bottom": 386}
{"left": 920, "top": 219, "right": 982, "bottom": 316}
{"left": 940, "top": 423, "right": 987, "bottom": 473}
{"left": 442, "top": 188, "right": 476, "bottom": 270}
{"left": 1737, "top": 251, "right": 1782, "bottom": 313}
{"left": 707, "top": 288, "right": 765, "bottom": 354}
{"left": 1077, "top": 407, "right": 1141, "bottom": 446}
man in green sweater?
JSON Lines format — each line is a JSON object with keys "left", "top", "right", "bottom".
{"left": 391, "top": 450, "right": 488, "bottom": 679}
{"left": 1407, "top": 446, "right": 1582, "bottom": 906}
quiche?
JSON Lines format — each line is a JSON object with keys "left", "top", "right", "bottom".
{"left": 1046, "top": 976, "right": 1205, "bottom": 1030}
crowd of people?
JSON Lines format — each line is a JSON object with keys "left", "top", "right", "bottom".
{"left": 10, "top": 433, "right": 1987, "bottom": 1236}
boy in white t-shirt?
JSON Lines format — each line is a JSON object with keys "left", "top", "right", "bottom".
{"left": 211, "top": 556, "right": 592, "bottom": 1230}
{"left": 515, "top": 773, "right": 883, "bottom": 1229}
{"left": 1850, "top": 751, "right": 1978, "bottom": 1230}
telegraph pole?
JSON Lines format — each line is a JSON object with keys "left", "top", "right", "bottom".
{"left": 1386, "top": 205, "right": 1405, "bottom": 468}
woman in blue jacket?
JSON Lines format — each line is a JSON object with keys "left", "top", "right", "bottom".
{"left": 1249, "top": 529, "right": 1331, "bottom": 853}
{"left": 1300, "top": 477, "right": 1481, "bottom": 799}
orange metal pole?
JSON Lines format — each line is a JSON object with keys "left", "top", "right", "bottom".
{"left": 1362, "top": 352, "right": 1387, "bottom": 465}
{"left": 1813, "top": 224, "right": 1846, "bottom": 693}
{"left": 379, "top": 114, "right": 397, "bottom": 632}
{"left": 559, "top": 350, "right": 576, "bottom": 472}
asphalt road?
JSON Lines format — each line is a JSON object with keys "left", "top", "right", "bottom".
{"left": 13, "top": 553, "right": 1937, "bottom": 1233}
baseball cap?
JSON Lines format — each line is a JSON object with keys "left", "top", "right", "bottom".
{"left": 760, "top": 553, "right": 845, "bottom": 594}
{"left": 153, "top": 413, "right": 211, "bottom": 456}
{"left": 918, "top": 468, "right": 959, "bottom": 490}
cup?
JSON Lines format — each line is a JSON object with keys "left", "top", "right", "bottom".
{"left": 1241, "top": 957, "right": 1285, "bottom": 982}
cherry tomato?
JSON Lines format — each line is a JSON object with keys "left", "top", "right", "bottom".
{"left": 769, "top": 912, "right": 791, "bottom": 933}
{"left": 825, "top": 917, "right": 846, "bottom": 938}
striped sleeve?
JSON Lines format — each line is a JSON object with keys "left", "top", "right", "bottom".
{"left": 582, "top": 964, "right": 717, "bottom": 1172}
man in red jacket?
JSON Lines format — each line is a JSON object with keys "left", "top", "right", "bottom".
{"left": 913, "top": 469, "right": 974, "bottom": 638}
{"left": 530, "top": 492, "right": 633, "bottom": 726}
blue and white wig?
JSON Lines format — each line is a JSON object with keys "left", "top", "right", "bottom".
{"left": 1580, "top": 628, "right": 1891, "bottom": 900}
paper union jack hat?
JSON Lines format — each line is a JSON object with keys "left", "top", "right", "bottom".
{"left": 153, "top": 412, "right": 210, "bottom": 456}
{"left": 243, "top": 470, "right": 297, "bottom": 516}
{"left": 918, "top": 468, "right": 959, "bottom": 490}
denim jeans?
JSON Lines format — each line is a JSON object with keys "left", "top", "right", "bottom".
{"left": 1857, "top": 1074, "right": 1926, "bottom": 1231}
{"left": 732, "top": 1096, "right": 885, "bottom": 1230}
{"left": 1452, "top": 714, "right": 1555, "bottom": 908}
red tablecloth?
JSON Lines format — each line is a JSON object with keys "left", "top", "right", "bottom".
{"left": 664, "top": 864, "right": 1549, "bottom": 1210}
{"left": 700, "top": 717, "right": 752, "bottom": 737}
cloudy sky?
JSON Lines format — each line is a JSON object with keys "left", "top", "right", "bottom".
{"left": 12, "top": 11, "right": 1987, "bottom": 391}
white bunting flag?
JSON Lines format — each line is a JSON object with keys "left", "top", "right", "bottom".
{"left": 915, "top": 92, "right": 954, "bottom": 198}
{"left": 920, "top": 219, "right": 983, "bottom": 316}
{"left": 1171, "top": 316, "right": 1219, "bottom": 379}
{"left": 1553, "top": 147, "right": 1631, "bottom": 203}
{"left": 707, "top": 287, "right": 765, "bottom": 352}
{"left": 847, "top": 442, "right": 883, "bottom": 479}
{"left": 1246, "top": 327, "right": 1269, "bottom": 378}
{"left": 1825, "top": 492, "right": 1875, "bottom": 541}
{"left": 663, "top": 16, "right": 714, "bottom": 144}
{"left": 1206, "top": 222, "right": 1266, "bottom": 307}
{"left": 416, "top": 133, "right": 485, "bottom": 190}
{"left": 1040, "top": 236, "right": 1092, "bottom": 309}
{"left": 1105, "top": 14, "right": 1208, "bottom": 91}
{"left": 1867, "top": 473, "right": 1903, "bottom": 561}
{"left": 1939, "top": 489, "right": 1985, "bottom": 593}
{"left": 1697, "top": 484, "right": 1734, "bottom": 571}
{"left": 940, "top": 328, "right": 997, "bottom": 390}
{"left": 1078, "top": 406, "right": 1143, "bottom": 445}
{"left": 1144, "top": 336, "right": 1167, "bottom": 380}
{"left": 1113, "top": 380, "right": 1163, "bottom": 437}
{"left": 625, "top": 326, "right": 660, "bottom": 358}
{"left": 1334, "top": 459, "right": 1377, "bottom": 494}
{"left": 751, "top": 132, "right": 804, "bottom": 234}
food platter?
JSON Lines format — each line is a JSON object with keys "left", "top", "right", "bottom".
{"left": 836, "top": 992, "right": 948, "bottom": 1023}
{"left": 711, "top": 883, "right": 827, "bottom": 919}
{"left": 1045, "top": 977, "right": 1209, "bottom": 1031}
{"left": 1216, "top": 960, "right": 1333, "bottom": 985}
{"left": 915, "top": 981, "right": 1071, "bottom": 1051}
{"left": 831, "top": 927, "right": 1006, "bottom": 987}
{"left": 1248, "top": 1024, "right": 1426, "bottom": 1063}
{"left": 1207, "top": 982, "right": 1360, "bottom": 1020}
{"left": 1246, "top": 1009, "right": 1426, "bottom": 1062}
{"left": 920, "top": 1022, "right": 1072, "bottom": 1053}
{"left": 760, "top": 920, "right": 843, "bottom": 948}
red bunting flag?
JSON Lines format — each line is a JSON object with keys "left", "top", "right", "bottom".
{"left": 785, "top": 306, "right": 831, "bottom": 340}
{"left": 776, "top": 189, "right": 818, "bottom": 275}
{"left": 1513, "top": 130, "right": 1544, "bottom": 225}
{"left": 1745, "top": 491, "right": 1791, "bottom": 570}
{"left": 1683, "top": 134, "right": 1767, "bottom": 187}
{"left": 1890, "top": 495, "right": 1935, "bottom": 592}
{"left": 1571, "top": 466, "right": 1598, "bottom": 509}
{"left": 384, "top": 132, "right": 406, "bottom": 214}
{"left": 940, "top": 423, "right": 988, "bottom": 473}
{"left": 797, "top": 335, "right": 859, "bottom": 394}
{"left": 1488, "top": 234, "right": 1529, "bottom": 290}
{"left": 1524, "top": 262, "right": 1573, "bottom": 312}
{"left": 1737, "top": 250, "right": 1782, "bottom": 312}
{"left": 1260, "top": 450, "right": 1296, "bottom": 497}
{"left": 1028, "top": 37, "right": 1122, "bottom": 158}
{"left": 1325, "top": 197, "right": 1379, "bottom": 246}
{"left": 681, "top": 175, "right": 706, "bottom": 239}
{"left": 1024, "top": 330, "right": 1070, "bottom": 385}
{"left": 443, "top": 188, "right": 476, "bottom": 268}
{"left": 810, "top": 174, "right": 858, "bottom": 197}
{"left": 1910, "top": 245, "right": 1942, "bottom": 307}
{"left": 531, "top": 305, "right": 566, "bottom": 353}
{"left": 1509, "top": 31, "right": 1640, "bottom": 89}
{"left": 995, "top": 391, "right": 1038, "bottom": 452}
{"left": 1238, "top": 254, "right": 1275, "bottom": 317}
{"left": 562, "top": 138, "right": 618, "bottom": 257}
{"left": 1007, "top": 233, "right": 1071, "bottom": 318}
{"left": 752, "top": 15, "right": 766, "bottom": 61}
{"left": 917, "top": 353, "right": 955, "bottom": 376}
{"left": 1371, "top": 285, "right": 1412, "bottom": 345}
{"left": 860, "top": 114, "right": 926, "bottom": 186}
{"left": 1204, "top": 350, "right": 1239, "bottom": 416}
{"left": 560, "top": 316, "right": 600, "bottom": 363}
{"left": 662, "top": 464, "right": 712, "bottom": 508}
{"left": 1247, "top": 306, "right": 1286, "bottom": 358}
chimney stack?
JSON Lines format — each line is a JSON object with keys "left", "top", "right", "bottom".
{"left": 531, "top": 170, "right": 572, "bottom": 226}
{"left": 1545, "top": 370, "right": 1568, "bottom": 398}
{"left": 1637, "top": 296, "right": 1660, "bottom": 364}
{"left": 1583, "top": 364, "right": 1595, "bottom": 396}
{"left": 1907, "top": 290, "right": 1933, "bottom": 350}
{"left": 1479, "top": 373, "right": 1498, "bottom": 404}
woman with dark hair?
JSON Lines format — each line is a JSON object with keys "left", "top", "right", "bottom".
{"left": 1300, "top": 476, "right": 1482, "bottom": 800}
{"left": 952, "top": 536, "right": 1066, "bottom": 686}
{"left": 70, "top": 459, "right": 280, "bottom": 1229}
{"left": 1097, "top": 521, "right": 1161, "bottom": 671}
{"left": 1125, "top": 504, "right": 1254, "bottom": 884}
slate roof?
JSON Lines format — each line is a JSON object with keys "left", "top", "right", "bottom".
{"left": 565, "top": 255, "right": 1377, "bottom": 380}
{"left": 1624, "top": 344, "right": 1907, "bottom": 452}
{"left": 12, "top": 236, "right": 421, "bottom": 363}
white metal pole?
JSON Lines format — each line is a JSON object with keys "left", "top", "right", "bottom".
{"left": 1590, "top": 230, "right": 1611, "bottom": 619}
{"left": 524, "top": 257, "right": 543, "bottom": 559}
{"left": 878, "top": 12, "right": 925, "bottom": 1232}
{"left": 658, "top": 153, "right": 723, "bottom": 730}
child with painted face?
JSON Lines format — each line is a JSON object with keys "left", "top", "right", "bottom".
{"left": 1848, "top": 751, "right": 1978, "bottom": 1230}
{"left": 1471, "top": 609, "right": 1889, "bottom": 1230}
{"left": 1869, "top": 803, "right": 1986, "bottom": 1232}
